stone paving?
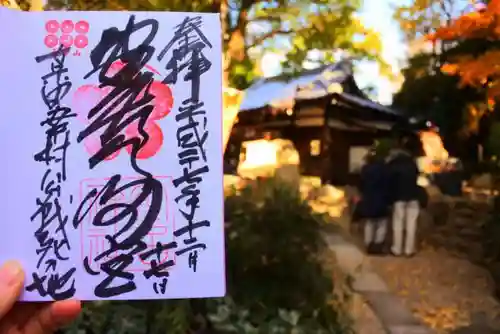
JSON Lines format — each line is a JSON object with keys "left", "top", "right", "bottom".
{"left": 324, "top": 232, "right": 433, "bottom": 334}
{"left": 352, "top": 293, "right": 386, "bottom": 334}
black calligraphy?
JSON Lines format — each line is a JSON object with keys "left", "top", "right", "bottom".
{"left": 159, "top": 16, "right": 212, "bottom": 273}
{"left": 27, "top": 46, "right": 77, "bottom": 300}
{"left": 72, "top": 15, "right": 178, "bottom": 298}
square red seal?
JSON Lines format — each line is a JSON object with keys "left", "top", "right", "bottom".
{"left": 79, "top": 176, "right": 175, "bottom": 273}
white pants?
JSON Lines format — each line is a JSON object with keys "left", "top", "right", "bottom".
{"left": 364, "top": 218, "right": 387, "bottom": 245}
{"left": 391, "top": 200, "right": 420, "bottom": 255}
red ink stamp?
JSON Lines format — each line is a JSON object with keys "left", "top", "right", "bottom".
{"left": 79, "top": 176, "right": 175, "bottom": 272}
{"left": 44, "top": 19, "right": 90, "bottom": 56}
{"left": 72, "top": 61, "right": 174, "bottom": 161}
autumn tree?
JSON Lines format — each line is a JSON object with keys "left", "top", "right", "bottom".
{"left": 393, "top": 0, "right": 471, "bottom": 70}
{"left": 431, "top": 0, "right": 500, "bottom": 101}
{"left": 394, "top": 0, "right": 470, "bottom": 43}
{"left": 418, "top": 0, "right": 500, "bottom": 164}
{"left": 41, "top": 0, "right": 389, "bottom": 89}
{"left": 430, "top": 1, "right": 500, "bottom": 133}
{"left": 393, "top": 50, "right": 485, "bottom": 158}
{"left": 392, "top": 1, "right": 494, "bottom": 160}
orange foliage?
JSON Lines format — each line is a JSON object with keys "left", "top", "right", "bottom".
{"left": 430, "top": 0, "right": 500, "bottom": 41}
{"left": 430, "top": 0, "right": 500, "bottom": 102}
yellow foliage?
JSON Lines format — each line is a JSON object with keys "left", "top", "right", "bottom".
{"left": 227, "top": 30, "right": 245, "bottom": 62}
{"left": 1, "top": 0, "right": 43, "bottom": 10}
{"left": 0, "top": 0, "right": 20, "bottom": 9}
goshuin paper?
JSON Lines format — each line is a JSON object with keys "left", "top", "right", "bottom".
{"left": 0, "top": 7, "right": 225, "bottom": 301}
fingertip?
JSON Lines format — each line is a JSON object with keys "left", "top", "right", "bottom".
{"left": 0, "top": 260, "right": 25, "bottom": 286}
{"left": 27, "top": 300, "right": 82, "bottom": 332}
{"left": 0, "top": 260, "right": 25, "bottom": 318}
{"left": 52, "top": 299, "right": 82, "bottom": 320}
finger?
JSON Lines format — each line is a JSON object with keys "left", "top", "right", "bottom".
{"left": 10, "top": 302, "right": 44, "bottom": 325}
{"left": 27, "top": 300, "right": 81, "bottom": 333}
{"left": 0, "top": 302, "right": 44, "bottom": 333}
{"left": 0, "top": 261, "right": 24, "bottom": 319}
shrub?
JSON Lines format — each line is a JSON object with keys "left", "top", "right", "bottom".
{"left": 62, "top": 177, "right": 352, "bottom": 334}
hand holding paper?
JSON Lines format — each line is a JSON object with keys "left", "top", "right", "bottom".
{"left": 0, "top": 7, "right": 225, "bottom": 301}
{"left": 0, "top": 260, "right": 81, "bottom": 333}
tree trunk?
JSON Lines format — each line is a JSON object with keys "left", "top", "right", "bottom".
{"left": 220, "top": 0, "right": 229, "bottom": 87}
{"left": 211, "top": 0, "right": 230, "bottom": 87}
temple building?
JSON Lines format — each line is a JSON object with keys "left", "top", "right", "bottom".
{"left": 225, "top": 60, "right": 423, "bottom": 185}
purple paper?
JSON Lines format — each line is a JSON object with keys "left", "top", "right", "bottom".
{"left": 0, "top": 8, "right": 225, "bottom": 301}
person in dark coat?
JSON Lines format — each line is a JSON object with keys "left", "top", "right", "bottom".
{"left": 358, "top": 151, "right": 390, "bottom": 255}
{"left": 386, "top": 138, "right": 421, "bottom": 257}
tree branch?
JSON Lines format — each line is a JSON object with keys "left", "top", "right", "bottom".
{"left": 251, "top": 15, "right": 282, "bottom": 23}
{"left": 246, "top": 29, "right": 292, "bottom": 49}
{"left": 232, "top": 0, "right": 270, "bottom": 32}
{"left": 236, "top": 0, "right": 253, "bottom": 29}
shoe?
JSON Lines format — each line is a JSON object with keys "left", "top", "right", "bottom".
{"left": 389, "top": 247, "right": 401, "bottom": 257}
{"left": 405, "top": 253, "right": 416, "bottom": 258}
{"left": 366, "top": 243, "right": 376, "bottom": 254}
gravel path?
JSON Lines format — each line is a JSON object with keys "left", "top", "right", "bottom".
{"left": 370, "top": 247, "right": 500, "bottom": 333}
{"left": 310, "top": 187, "right": 500, "bottom": 333}
{"left": 366, "top": 199, "right": 500, "bottom": 334}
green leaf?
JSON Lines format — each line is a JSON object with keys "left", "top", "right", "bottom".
{"left": 233, "top": 64, "right": 248, "bottom": 76}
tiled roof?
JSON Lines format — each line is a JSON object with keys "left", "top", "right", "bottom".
{"left": 239, "top": 60, "right": 399, "bottom": 116}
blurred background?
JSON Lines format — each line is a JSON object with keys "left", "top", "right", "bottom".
{"left": 5, "top": 0, "right": 500, "bottom": 333}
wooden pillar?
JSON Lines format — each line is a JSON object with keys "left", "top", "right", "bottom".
{"left": 320, "top": 98, "right": 332, "bottom": 185}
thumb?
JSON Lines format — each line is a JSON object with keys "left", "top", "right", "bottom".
{"left": 0, "top": 261, "right": 24, "bottom": 319}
